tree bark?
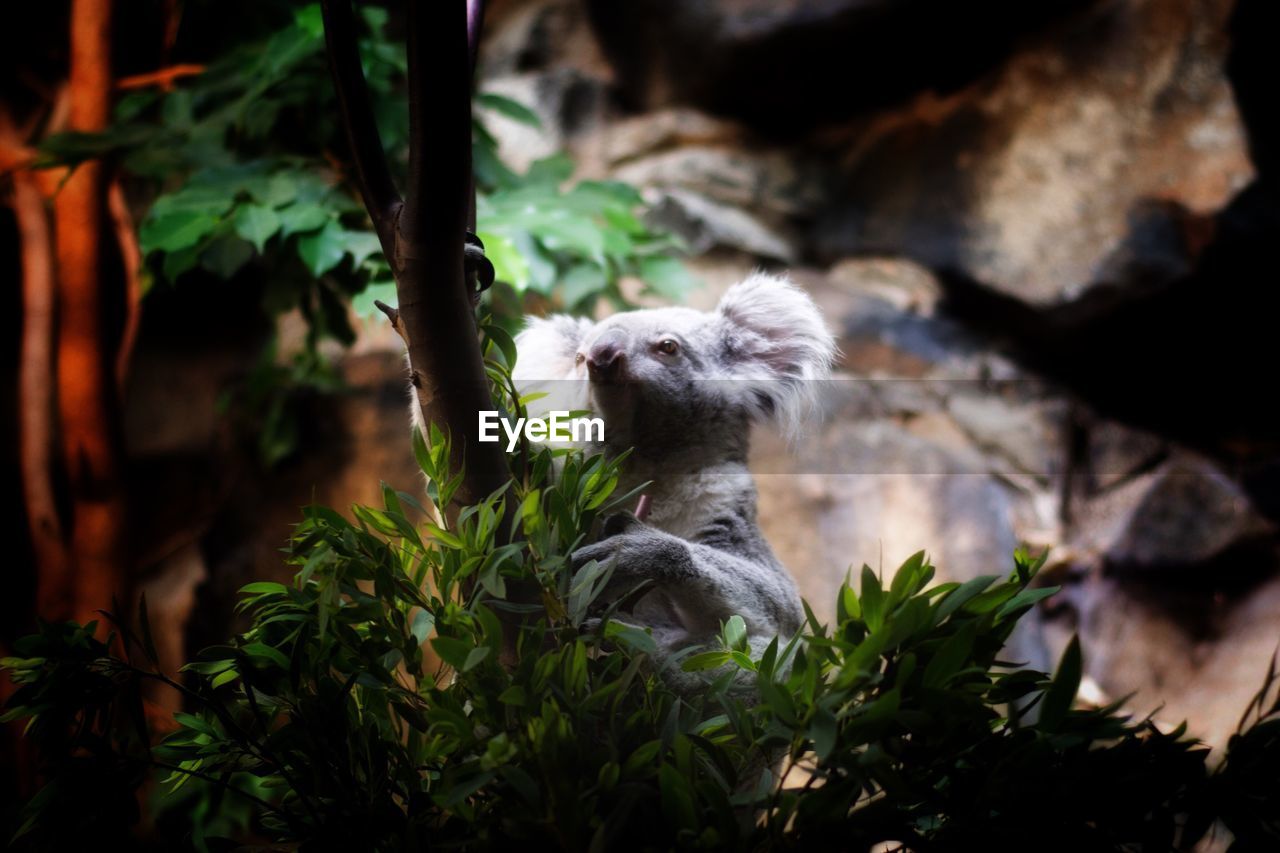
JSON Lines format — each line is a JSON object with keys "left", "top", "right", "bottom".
{"left": 398, "top": 0, "right": 507, "bottom": 508}
{"left": 321, "top": 0, "right": 507, "bottom": 515}
{"left": 2, "top": 115, "right": 70, "bottom": 619}
{"left": 54, "top": 0, "right": 129, "bottom": 626}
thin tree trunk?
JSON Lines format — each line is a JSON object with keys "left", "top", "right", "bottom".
{"left": 54, "top": 0, "right": 128, "bottom": 627}
{"left": 2, "top": 116, "right": 70, "bottom": 619}
{"left": 16, "top": 171, "right": 69, "bottom": 613}
{"left": 108, "top": 179, "right": 142, "bottom": 391}
{"left": 397, "top": 0, "right": 507, "bottom": 509}
{"left": 320, "top": 0, "right": 506, "bottom": 517}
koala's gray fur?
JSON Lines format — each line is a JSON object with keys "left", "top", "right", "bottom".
{"left": 512, "top": 272, "right": 836, "bottom": 692}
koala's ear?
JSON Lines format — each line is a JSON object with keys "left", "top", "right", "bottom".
{"left": 714, "top": 272, "right": 836, "bottom": 432}
{"left": 512, "top": 314, "right": 594, "bottom": 382}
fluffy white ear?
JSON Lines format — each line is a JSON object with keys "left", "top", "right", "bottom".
{"left": 714, "top": 272, "right": 836, "bottom": 434}
{"left": 512, "top": 314, "right": 594, "bottom": 382}
{"left": 511, "top": 314, "right": 596, "bottom": 428}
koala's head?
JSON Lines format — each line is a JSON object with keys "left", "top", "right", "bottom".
{"left": 513, "top": 273, "right": 836, "bottom": 457}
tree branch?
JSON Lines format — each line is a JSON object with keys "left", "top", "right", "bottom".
{"left": 115, "top": 64, "right": 204, "bottom": 91}
{"left": 319, "top": 0, "right": 402, "bottom": 257}
{"left": 2, "top": 111, "right": 70, "bottom": 615}
{"left": 320, "top": 0, "right": 507, "bottom": 520}
{"left": 56, "top": 0, "right": 129, "bottom": 627}
{"left": 467, "top": 0, "right": 486, "bottom": 74}
{"left": 108, "top": 179, "right": 142, "bottom": 390}
{"left": 393, "top": 0, "right": 508, "bottom": 510}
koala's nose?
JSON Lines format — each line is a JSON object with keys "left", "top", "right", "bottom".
{"left": 586, "top": 336, "right": 626, "bottom": 380}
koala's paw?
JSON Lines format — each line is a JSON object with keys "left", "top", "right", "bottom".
{"left": 571, "top": 533, "right": 652, "bottom": 607}
{"left": 572, "top": 525, "right": 688, "bottom": 577}
{"left": 571, "top": 522, "right": 695, "bottom": 613}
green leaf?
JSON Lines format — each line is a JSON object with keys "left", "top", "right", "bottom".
{"left": 201, "top": 233, "right": 255, "bottom": 279}
{"left": 810, "top": 706, "right": 838, "bottom": 759}
{"left": 210, "top": 668, "right": 240, "bottom": 689}
{"left": 475, "top": 231, "right": 530, "bottom": 290}
{"left": 837, "top": 575, "right": 861, "bottom": 623}
{"left": 723, "top": 615, "right": 748, "bottom": 652}
{"left": 425, "top": 523, "right": 464, "bottom": 550}
{"left": 922, "top": 622, "right": 977, "bottom": 688}
{"left": 432, "top": 770, "right": 496, "bottom": 808}
{"left": 161, "top": 243, "right": 202, "bottom": 281}
{"left": 995, "top": 585, "right": 1060, "bottom": 621}
{"left": 258, "top": 172, "right": 300, "bottom": 208}
{"left": 410, "top": 609, "right": 434, "bottom": 646}
{"left": 233, "top": 204, "right": 282, "bottom": 253}
{"left": 345, "top": 229, "right": 383, "bottom": 267}
{"left": 462, "top": 645, "right": 491, "bottom": 673}
{"left": 431, "top": 636, "right": 472, "bottom": 670}
{"left": 241, "top": 642, "right": 290, "bottom": 670}
{"left": 638, "top": 256, "right": 696, "bottom": 300}
{"left": 889, "top": 550, "right": 929, "bottom": 604}
{"left": 277, "top": 201, "right": 331, "bottom": 237}
{"left": 353, "top": 280, "right": 398, "bottom": 319}
{"left": 173, "top": 711, "right": 218, "bottom": 738}
{"left": 482, "top": 322, "right": 519, "bottom": 369}
{"left": 860, "top": 565, "right": 884, "bottom": 632}
{"left": 660, "top": 763, "right": 698, "bottom": 830}
{"left": 559, "top": 263, "right": 607, "bottom": 307}
{"left": 936, "top": 575, "right": 999, "bottom": 621}
{"left": 140, "top": 210, "right": 218, "bottom": 253}
{"left": 682, "top": 651, "right": 731, "bottom": 672}
{"left": 623, "top": 740, "right": 662, "bottom": 776}
{"left": 1039, "top": 635, "right": 1082, "bottom": 731}
{"left": 477, "top": 92, "right": 543, "bottom": 128}
{"left": 240, "top": 581, "right": 289, "bottom": 597}
{"left": 604, "top": 621, "right": 656, "bottom": 655}
{"left": 525, "top": 153, "right": 574, "bottom": 186}
{"left": 293, "top": 2, "right": 324, "bottom": 36}
{"left": 296, "top": 220, "right": 348, "bottom": 276}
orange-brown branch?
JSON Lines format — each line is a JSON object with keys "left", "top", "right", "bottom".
{"left": 55, "top": 0, "right": 128, "bottom": 627}
{"left": 2, "top": 112, "right": 70, "bottom": 617}
{"left": 116, "top": 64, "right": 205, "bottom": 91}
{"left": 108, "top": 179, "right": 142, "bottom": 389}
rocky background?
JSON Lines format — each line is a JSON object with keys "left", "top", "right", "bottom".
{"left": 117, "top": 0, "right": 1279, "bottom": 749}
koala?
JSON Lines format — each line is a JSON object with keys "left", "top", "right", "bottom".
{"left": 512, "top": 272, "right": 836, "bottom": 692}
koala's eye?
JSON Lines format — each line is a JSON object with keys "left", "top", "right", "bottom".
{"left": 656, "top": 339, "right": 679, "bottom": 356}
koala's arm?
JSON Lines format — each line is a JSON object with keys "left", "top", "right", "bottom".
{"left": 572, "top": 517, "right": 803, "bottom": 640}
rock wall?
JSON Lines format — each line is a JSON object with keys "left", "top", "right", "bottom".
{"left": 475, "top": 0, "right": 1280, "bottom": 747}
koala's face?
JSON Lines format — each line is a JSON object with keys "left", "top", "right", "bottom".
{"left": 570, "top": 306, "right": 711, "bottom": 420}
{"left": 513, "top": 273, "right": 836, "bottom": 453}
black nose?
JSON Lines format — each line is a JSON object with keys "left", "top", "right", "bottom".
{"left": 587, "top": 339, "right": 624, "bottom": 379}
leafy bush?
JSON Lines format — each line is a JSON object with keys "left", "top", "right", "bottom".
{"left": 49, "top": 3, "right": 689, "bottom": 327}
{"left": 5, "top": 331, "right": 1279, "bottom": 851}
{"left": 41, "top": 2, "right": 692, "bottom": 465}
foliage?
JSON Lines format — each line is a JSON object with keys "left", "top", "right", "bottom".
{"left": 40, "top": 1, "right": 691, "bottom": 465}
{"left": 45, "top": 2, "right": 689, "bottom": 324}
{"left": 5, "top": 331, "right": 1280, "bottom": 850}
